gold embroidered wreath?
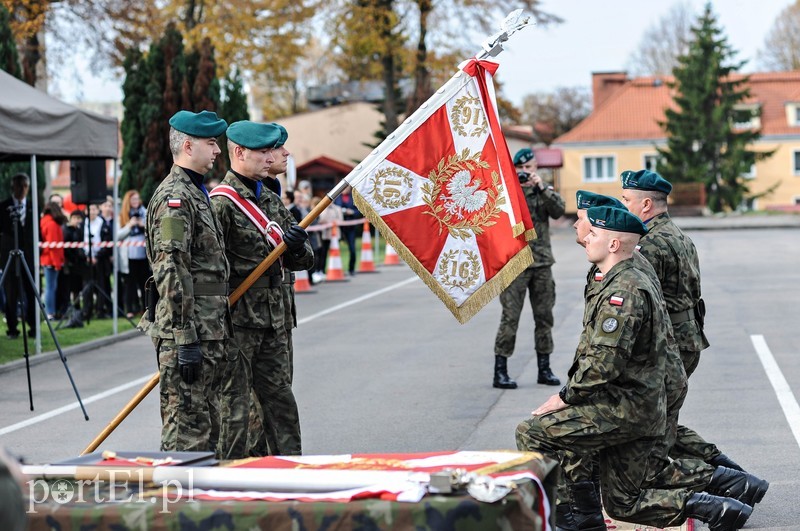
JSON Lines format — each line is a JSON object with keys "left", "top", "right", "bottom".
{"left": 421, "top": 148, "right": 506, "bottom": 240}
{"left": 437, "top": 249, "right": 481, "bottom": 291}
{"left": 369, "top": 167, "right": 413, "bottom": 209}
{"left": 450, "top": 95, "right": 489, "bottom": 138}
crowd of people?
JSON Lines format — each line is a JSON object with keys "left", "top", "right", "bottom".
{"left": 0, "top": 178, "right": 153, "bottom": 338}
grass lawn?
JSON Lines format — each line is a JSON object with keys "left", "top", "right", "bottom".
{"left": 0, "top": 317, "right": 138, "bottom": 365}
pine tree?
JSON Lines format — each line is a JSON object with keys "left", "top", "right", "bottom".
{"left": 120, "top": 48, "right": 149, "bottom": 197}
{"left": 657, "top": 3, "right": 771, "bottom": 213}
{"left": 0, "top": 4, "right": 20, "bottom": 78}
{"left": 218, "top": 67, "right": 250, "bottom": 175}
{"left": 0, "top": 3, "right": 44, "bottom": 204}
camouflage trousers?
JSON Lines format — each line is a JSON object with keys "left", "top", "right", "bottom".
{"left": 155, "top": 338, "right": 249, "bottom": 460}
{"left": 495, "top": 266, "right": 555, "bottom": 357}
{"left": 236, "top": 325, "right": 301, "bottom": 456}
{"left": 670, "top": 349, "right": 721, "bottom": 463}
{"left": 516, "top": 410, "right": 700, "bottom": 529}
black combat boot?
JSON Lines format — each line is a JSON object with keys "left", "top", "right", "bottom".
{"left": 706, "top": 466, "right": 769, "bottom": 506}
{"left": 709, "top": 453, "right": 744, "bottom": 472}
{"left": 555, "top": 502, "right": 577, "bottom": 531}
{"left": 493, "top": 355, "right": 517, "bottom": 389}
{"left": 684, "top": 492, "right": 751, "bottom": 531}
{"left": 567, "top": 481, "right": 606, "bottom": 531}
{"left": 537, "top": 352, "right": 561, "bottom": 385}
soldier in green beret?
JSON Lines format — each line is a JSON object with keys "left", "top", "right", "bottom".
{"left": 268, "top": 123, "right": 310, "bottom": 456}
{"left": 211, "top": 121, "right": 313, "bottom": 457}
{"left": 138, "top": 110, "right": 249, "bottom": 459}
{"left": 620, "top": 169, "right": 758, "bottom": 474}
{"left": 492, "top": 148, "right": 565, "bottom": 389}
{"left": 516, "top": 206, "right": 754, "bottom": 531}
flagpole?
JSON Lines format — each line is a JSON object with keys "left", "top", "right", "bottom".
{"left": 80, "top": 10, "right": 532, "bottom": 456}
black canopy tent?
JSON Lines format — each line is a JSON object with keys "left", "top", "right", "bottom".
{"left": 0, "top": 69, "right": 120, "bottom": 348}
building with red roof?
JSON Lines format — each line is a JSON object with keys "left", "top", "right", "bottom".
{"left": 553, "top": 71, "right": 800, "bottom": 213}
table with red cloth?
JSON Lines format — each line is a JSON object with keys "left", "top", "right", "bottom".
{"left": 24, "top": 450, "right": 558, "bottom": 530}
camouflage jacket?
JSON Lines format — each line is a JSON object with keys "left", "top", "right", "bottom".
{"left": 583, "top": 253, "right": 687, "bottom": 410}
{"left": 639, "top": 212, "right": 709, "bottom": 352}
{"left": 524, "top": 185, "right": 565, "bottom": 268}
{"left": 138, "top": 165, "right": 232, "bottom": 344}
{"left": 211, "top": 172, "right": 314, "bottom": 330}
{"left": 564, "top": 258, "right": 667, "bottom": 437}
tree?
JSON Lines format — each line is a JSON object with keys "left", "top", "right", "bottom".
{"left": 657, "top": 4, "right": 771, "bottom": 213}
{"left": 627, "top": 1, "right": 694, "bottom": 76}
{"left": 0, "top": 2, "right": 45, "bottom": 203}
{"left": 519, "top": 87, "right": 591, "bottom": 145}
{"left": 0, "top": 3, "right": 20, "bottom": 77}
{"left": 758, "top": 1, "right": 800, "bottom": 71}
{"left": 218, "top": 67, "right": 250, "bottom": 174}
{"left": 121, "top": 23, "right": 234, "bottom": 201}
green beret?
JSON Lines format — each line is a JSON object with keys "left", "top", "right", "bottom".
{"left": 586, "top": 206, "right": 648, "bottom": 235}
{"left": 513, "top": 148, "right": 534, "bottom": 166}
{"left": 169, "top": 110, "right": 227, "bottom": 138}
{"left": 620, "top": 169, "right": 673, "bottom": 195}
{"left": 576, "top": 190, "right": 626, "bottom": 210}
{"left": 269, "top": 123, "right": 289, "bottom": 148}
{"left": 227, "top": 121, "right": 283, "bottom": 150}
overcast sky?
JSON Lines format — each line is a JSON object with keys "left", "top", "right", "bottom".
{"left": 51, "top": 0, "right": 794, "bottom": 108}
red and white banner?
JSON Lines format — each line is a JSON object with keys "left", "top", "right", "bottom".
{"left": 349, "top": 58, "right": 534, "bottom": 323}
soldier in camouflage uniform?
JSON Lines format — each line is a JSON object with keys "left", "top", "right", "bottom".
{"left": 620, "top": 170, "right": 756, "bottom": 473}
{"left": 212, "top": 121, "right": 314, "bottom": 457}
{"left": 138, "top": 110, "right": 248, "bottom": 460}
{"left": 265, "top": 124, "right": 304, "bottom": 449}
{"left": 0, "top": 448, "right": 24, "bottom": 531}
{"left": 563, "top": 194, "right": 767, "bottom": 530}
{"left": 517, "top": 206, "right": 754, "bottom": 531}
{"left": 493, "top": 148, "right": 565, "bottom": 389}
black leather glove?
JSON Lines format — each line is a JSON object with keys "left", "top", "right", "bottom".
{"left": 177, "top": 342, "right": 203, "bottom": 385}
{"left": 283, "top": 225, "right": 308, "bottom": 255}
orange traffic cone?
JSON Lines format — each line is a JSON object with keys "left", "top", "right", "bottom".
{"left": 293, "top": 269, "right": 315, "bottom": 293}
{"left": 384, "top": 242, "right": 401, "bottom": 266}
{"left": 358, "top": 221, "right": 378, "bottom": 273}
{"left": 326, "top": 223, "right": 347, "bottom": 282}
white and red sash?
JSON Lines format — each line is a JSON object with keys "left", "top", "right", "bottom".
{"left": 209, "top": 184, "right": 284, "bottom": 249}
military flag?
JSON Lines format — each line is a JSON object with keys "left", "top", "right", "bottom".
{"left": 348, "top": 58, "right": 535, "bottom": 323}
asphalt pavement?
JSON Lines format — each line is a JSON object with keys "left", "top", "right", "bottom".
{"left": 1, "top": 215, "right": 798, "bottom": 529}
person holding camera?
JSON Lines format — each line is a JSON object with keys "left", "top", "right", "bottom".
{"left": 119, "top": 190, "right": 149, "bottom": 317}
{"left": 492, "top": 148, "right": 565, "bottom": 389}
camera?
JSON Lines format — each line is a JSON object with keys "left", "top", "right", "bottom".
{"left": 130, "top": 209, "right": 141, "bottom": 218}
{"left": 6, "top": 204, "right": 22, "bottom": 220}
{"left": 517, "top": 171, "right": 530, "bottom": 183}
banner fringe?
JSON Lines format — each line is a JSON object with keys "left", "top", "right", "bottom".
{"left": 354, "top": 191, "right": 533, "bottom": 324}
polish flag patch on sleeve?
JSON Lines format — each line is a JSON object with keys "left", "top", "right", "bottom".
{"left": 168, "top": 198, "right": 182, "bottom": 208}
{"left": 609, "top": 295, "right": 624, "bottom": 306}
{"left": 594, "top": 272, "right": 604, "bottom": 281}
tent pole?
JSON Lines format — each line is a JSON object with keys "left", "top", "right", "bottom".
{"left": 112, "top": 160, "right": 119, "bottom": 335}
{"left": 31, "top": 154, "right": 41, "bottom": 353}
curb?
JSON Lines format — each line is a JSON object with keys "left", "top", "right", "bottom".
{"left": 0, "top": 329, "right": 144, "bottom": 375}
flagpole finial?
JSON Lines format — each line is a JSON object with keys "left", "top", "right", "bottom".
{"left": 480, "top": 9, "right": 534, "bottom": 58}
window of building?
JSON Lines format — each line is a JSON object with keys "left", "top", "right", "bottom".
{"left": 643, "top": 154, "right": 660, "bottom": 172}
{"left": 794, "top": 150, "right": 800, "bottom": 175}
{"left": 582, "top": 156, "right": 616, "bottom": 182}
{"left": 742, "top": 163, "right": 756, "bottom": 180}
{"left": 732, "top": 104, "right": 761, "bottom": 130}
